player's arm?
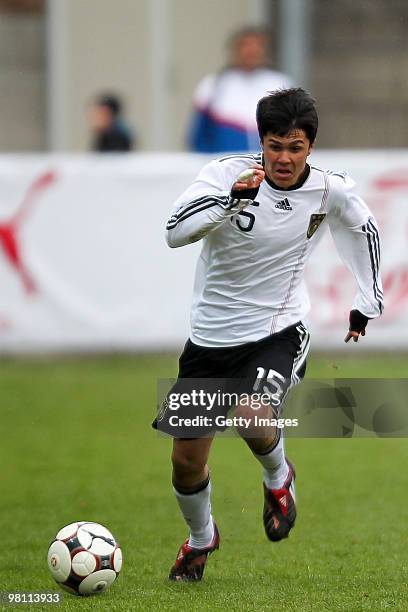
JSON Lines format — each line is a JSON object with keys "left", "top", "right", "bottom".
{"left": 327, "top": 175, "right": 384, "bottom": 343}
{"left": 166, "top": 161, "right": 264, "bottom": 248}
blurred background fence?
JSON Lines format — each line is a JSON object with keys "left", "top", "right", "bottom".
{"left": 1, "top": 0, "right": 408, "bottom": 152}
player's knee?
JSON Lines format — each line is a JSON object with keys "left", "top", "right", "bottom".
{"left": 171, "top": 446, "right": 206, "bottom": 477}
{"left": 234, "top": 401, "right": 253, "bottom": 421}
{"left": 234, "top": 398, "right": 278, "bottom": 443}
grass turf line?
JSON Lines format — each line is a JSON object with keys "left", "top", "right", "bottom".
{"left": 0, "top": 354, "right": 407, "bottom": 611}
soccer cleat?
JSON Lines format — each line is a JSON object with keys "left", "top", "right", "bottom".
{"left": 169, "top": 523, "right": 220, "bottom": 582}
{"left": 263, "top": 460, "right": 296, "bottom": 542}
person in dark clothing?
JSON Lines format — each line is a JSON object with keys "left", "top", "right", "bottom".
{"left": 89, "top": 94, "right": 135, "bottom": 152}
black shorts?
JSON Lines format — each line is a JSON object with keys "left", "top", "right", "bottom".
{"left": 153, "top": 322, "right": 310, "bottom": 437}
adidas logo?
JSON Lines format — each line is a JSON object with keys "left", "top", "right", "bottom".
{"left": 275, "top": 198, "right": 292, "bottom": 211}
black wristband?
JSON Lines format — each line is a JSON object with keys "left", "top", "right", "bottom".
{"left": 230, "top": 185, "right": 260, "bottom": 200}
{"left": 349, "top": 309, "right": 369, "bottom": 333}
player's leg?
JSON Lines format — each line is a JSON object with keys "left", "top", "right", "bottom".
{"left": 233, "top": 395, "right": 295, "bottom": 540}
{"left": 237, "top": 407, "right": 288, "bottom": 488}
{"left": 245, "top": 426, "right": 296, "bottom": 542}
{"left": 162, "top": 339, "right": 242, "bottom": 580}
{"left": 234, "top": 322, "right": 310, "bottom": 541}
{"left": 170, "top": 436, "right": 220, "bottom": 581}
{"left": 172, "top": 436, "right": 215, "bottom": 547}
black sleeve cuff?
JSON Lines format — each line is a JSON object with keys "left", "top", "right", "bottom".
{"left": 230, "top": 185, "right": 260, "bottom": 200}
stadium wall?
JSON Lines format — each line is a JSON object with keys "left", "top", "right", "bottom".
{"left": 51, "top": 0, "right": 261, "bottom": 152}
{"left": 0, "top": 151, "right": 406, "bottom": 353}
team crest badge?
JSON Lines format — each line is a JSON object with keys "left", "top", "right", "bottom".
{"left": 307, "top": 213, "right": 326, "bottom": 239}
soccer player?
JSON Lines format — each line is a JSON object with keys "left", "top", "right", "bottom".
{"left": 158, "top": 88, "right": 383, "bottom": 581}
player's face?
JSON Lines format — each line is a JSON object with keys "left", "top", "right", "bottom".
{"left": 262, "top": 130, "right": 313, "bottom": 188}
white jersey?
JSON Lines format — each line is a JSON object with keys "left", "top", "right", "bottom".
{"left": 166, "top": 154, "right": 384, "bottom": 347}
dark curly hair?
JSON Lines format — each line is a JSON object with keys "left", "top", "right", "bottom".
{"left": 256, "top": 88, "right": 318, "bottom": 144}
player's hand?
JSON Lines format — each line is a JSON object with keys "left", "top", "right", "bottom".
{"left": 232, "top": 165, "right": 265, "bottom": 191}
{"left": 344, "top": 330, "right": 365, "bottom": 343}
{"left": 344, "top": 309, "right": 369, "bottom": 343}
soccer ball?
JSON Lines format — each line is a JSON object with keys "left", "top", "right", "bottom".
{"left": 47, "top": 521, "right": 122, "bottom": 596}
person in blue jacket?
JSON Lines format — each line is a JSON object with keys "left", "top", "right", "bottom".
{"left": 188, "top": 27, "right": 293, "bottom": 153}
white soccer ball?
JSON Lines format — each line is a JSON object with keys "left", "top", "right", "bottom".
{"left": 47, "top": 521, "right": 123, "bottom": 596}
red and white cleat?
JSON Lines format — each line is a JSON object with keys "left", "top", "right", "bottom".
{"left": 169, "top": 523, "right": 220, "bottom": 582}
{"left": 263, "top": 460, "right": 297, "bottom": 542}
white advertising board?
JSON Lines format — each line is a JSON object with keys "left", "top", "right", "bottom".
{"left": 0, "top": 152, "right": 406, "bottom": 352}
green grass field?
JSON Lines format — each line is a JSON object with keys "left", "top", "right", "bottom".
{"left": 0, "top": 353, "right": 407, "bottom": 611}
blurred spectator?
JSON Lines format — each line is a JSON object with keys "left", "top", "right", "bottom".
{"left": 89, "top": 93, "right": 135, "bottom": 152}
{"left": 188, "top": 27, "right": 294, "bottom": 153}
